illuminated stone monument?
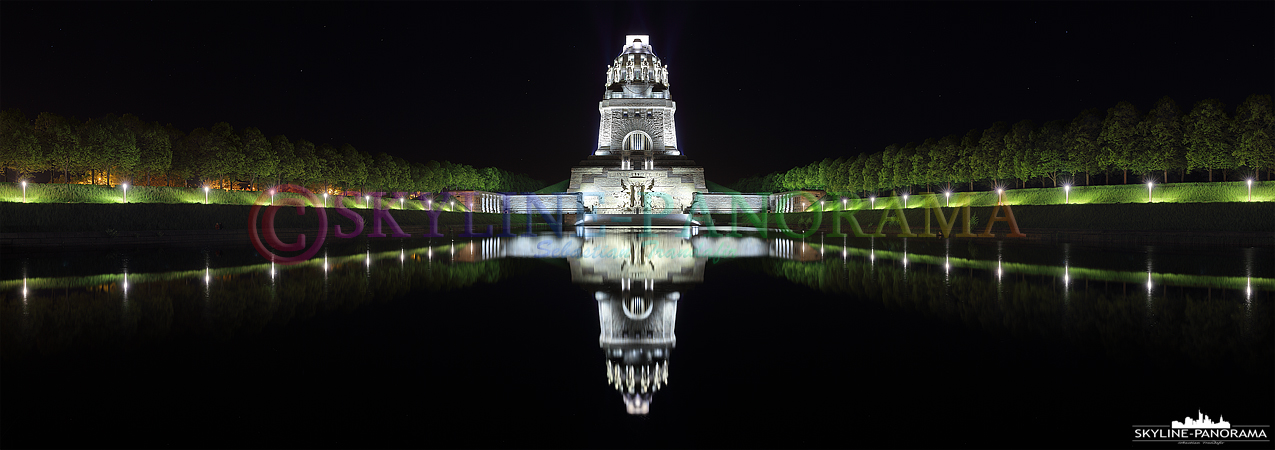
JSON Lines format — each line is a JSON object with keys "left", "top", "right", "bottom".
{"left": 569, "top": 35, "right": 708, "bottom": 215}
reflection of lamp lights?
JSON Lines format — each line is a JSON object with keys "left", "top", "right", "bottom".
{"left": 1063, "top": 184, "right": 1071, "bottom": 204}
{"left": 997, "top": 260, "right": 1003, "bottom": 279}
{"left": 1146, "top": 272, "right": 1153, "bottom": 292}
{"left": 944, "top": 256, "right": 950, "bottom": 273}
{"left": 1063, "top": 266, "right": 1070, "bottom": 285}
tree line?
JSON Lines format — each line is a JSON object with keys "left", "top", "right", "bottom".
{"left": 732, "top": 94, "right": 1274, "bottom": 194}
{"left": 0, "top": 110, "right": 547, "bottom": 195}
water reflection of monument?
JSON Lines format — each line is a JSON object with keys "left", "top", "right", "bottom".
{"left": 575, "top": 233, "right": 695, "bottom": 414}
{"left": 454, "top": 231, "right": 823, "bottom": 413}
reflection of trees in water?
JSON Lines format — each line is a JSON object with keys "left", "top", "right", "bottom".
{"left": 757, "top": 258, "right": 1272, "bottom": 370}
{"left": 0, "top": 257, "right": 528, "bottom": 360}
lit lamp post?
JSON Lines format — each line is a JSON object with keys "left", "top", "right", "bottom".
{"left": 902, "top": 193, "right": 909, "bottom": 208}
{"left": 1248, "top": 179, "right": 1254, "bottom": 201}
{"left": 996, "top": 188, "right": 1004, "bottom": 205}
{"left": 21, "top": 181, "right": 27, "bottom": 203}
{"left": 204, "top": 186, "right": 210, "bottom": 204}
{"left": 944, "top": 190, "right": 951, "bottom": 207}
{"left": 427, "top": 198, "right": 433, "bottom": 210}
{"left": 122, "top": 183, "right": 129, "bottom": 203}
{"left": 400, "top": 197, "right": 404, "bottom": 209}
{"left": 1063, "top": 184, "right": 1071, "bottom": 204}
{"left": 365, "top": 195, "right": 371, "bottom": 209}
{"left": 869, "top": 196, "right": 876, "bottom": 209}
{"left": 269, "top": 189, "right": 275, "bottom": 206}
{"left": 323, "top": 193, "right": 328, "bottom": 207}
{"left": 842, "top": 197, "right": 848, "bottom": 210}
{"left": 1146, "top": 181, "right": 1154, "bottom": 203}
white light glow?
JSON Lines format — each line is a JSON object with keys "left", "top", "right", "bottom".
{"left": 1063, "top": 184, "right": 1071, "bottom": 204}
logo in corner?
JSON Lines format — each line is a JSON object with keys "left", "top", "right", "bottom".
{"left": 1133, "top": 411, "right": 1269, "bottom": 444}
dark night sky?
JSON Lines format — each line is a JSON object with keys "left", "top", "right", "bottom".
{"left": 2, "top": 1, "right": 1271, "bottom": 185}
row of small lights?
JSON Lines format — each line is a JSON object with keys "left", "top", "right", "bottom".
{"left": 14, "top": 180, "right": 1262, "bottom": 206}
{"left": 825, "top": 179, "right": 1258, "bottom": 209}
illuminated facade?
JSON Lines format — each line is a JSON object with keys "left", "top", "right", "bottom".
{"left": 568, "top": 35, "right": 708, "bottom": 214}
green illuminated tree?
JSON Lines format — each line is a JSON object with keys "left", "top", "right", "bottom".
{"left": 976, "top": 122, "right": 1008, "bottom": 188}
{"left": 929, "top": 135, "right": 960, "bottom": 191}
{"left": 239, "top": 126, "right": 276, "bottom": 191}
{"left": 1099, "top": 101, "right": 1141, "bottom": 184}
{"left": 270, "top": 135, "right": 299, "bottom": 186}
{"left": 1066, "top": 108, "right": 1103, "bottom": 185}
{"left": 33, "top": 112, "right": 80, "bottom": 183}
{"left": 863, "top": 152, "right": 882, "bottom": 194}
{"left": 1031, "top": 120, "right": 1067, "bottom": 187}
{"left": 0, "top": 108, "right": 41, "bottom": 181}
{"left": 1183, "top": 99, "right": 1233, "bottom": 182}
{"left": 1138, "top": 96, "right": 1183, "bottom": 182}
{"left": 1231, "top": 94, "right": 1275, "bottom": 181}
{"left": 1005, "top": 120, "right": 1035, "bottom": 188}
{"left": 878, "top": 144, "right": 899, "bottom": 190}
{"left": 121, "top": 114, "right": 172, "bottom": 186}
{"left": 959, "top": 129, "right": 980, "bottom": 190}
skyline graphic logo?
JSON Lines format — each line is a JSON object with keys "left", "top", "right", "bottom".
{"left": 1133, "top": 411, "right": 1269, "bottom": 444}
{"left": 1173, "top": 410, "right": 1231, "bottom": 429}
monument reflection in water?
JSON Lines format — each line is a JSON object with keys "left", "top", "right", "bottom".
{"left": 492, "top": 231, "right": 787, "bottom": 414}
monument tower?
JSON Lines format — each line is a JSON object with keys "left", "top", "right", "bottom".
{"left": 568, "top": 35, "right": 708, "bottom": 215}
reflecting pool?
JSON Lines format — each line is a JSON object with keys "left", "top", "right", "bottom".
{"left": 2, "top": 232, "right": 1271, "bottom": 448}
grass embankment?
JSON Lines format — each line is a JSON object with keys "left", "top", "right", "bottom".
{"left": 0, "top": 203, "right": 561, "bottom": 234}
{"left": 0, "top": 182, "right": 576, "bottom": 209}
{"left": 706, "top": 202, "right": 1275, "bottom": 234}
{"left": 810, "top": 180, "right": 1275, "bottom": 210}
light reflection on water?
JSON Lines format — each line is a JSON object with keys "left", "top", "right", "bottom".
{"left": 1, "top": 233, "right": 1271, "bottom": 415}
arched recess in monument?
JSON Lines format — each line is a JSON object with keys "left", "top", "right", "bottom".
{"left": 622, "top": 131, "right": 653, "bottom": 152}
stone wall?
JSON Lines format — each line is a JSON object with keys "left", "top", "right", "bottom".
{"left": 692, "top": 193, "right": 768, "bottom": 214}
{"left": 569, "top": 166, "right": 706, "bottom": 214}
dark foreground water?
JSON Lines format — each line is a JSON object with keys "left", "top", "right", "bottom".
{"left": 2, "top": 232, "right": 1272, "bottom": 448}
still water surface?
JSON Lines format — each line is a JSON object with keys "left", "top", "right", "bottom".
{"left": 2, "top": 233, "right": 1271, "bottom": 448}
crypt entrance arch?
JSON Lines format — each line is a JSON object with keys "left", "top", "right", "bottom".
{"left": 621, "top": 131, "right": 654, "bottom": 170}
